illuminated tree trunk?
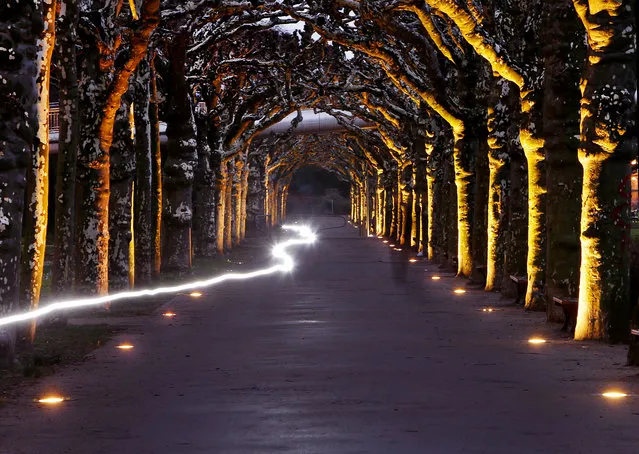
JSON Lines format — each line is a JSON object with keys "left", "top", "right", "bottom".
{"left": 573, "top": 0, "right": 636, "bottom": 341}
{"left": 389, "top": 166, "right": 398, "bottom": 240}
{"left": 485, "top": 78, "right": 513, "bottom": 291}
{"left": 445, "top": 147, "right": 459, "bottom": 267}
{"left": 425, "top": 129, "right": 440, "bottom": 260}
{"left": 193, "top": 106, "right": 217, "bottom": 257}
{"left": 133, "top": 56, "right": 154, "bottom": 285}
{"left": 109, "top": 100, "right": 135, "bottom": 290}
{"left": 376, "top": 170, "right": 384, "bottom": 236}
{"left": 412, "top": 154, "right": 427, "bottom": 252}
{"left": 53, "top": 0, "right": 79, "bottom": 295}
{"left": 20, "top": 0, "right": 57, "bottom": 341}
{"left": 215, "top": 162, "right": 228, "bottom": 255}
{"left": 149, "top": 55, "right": 162, "bottom": 277}
{"left": 470, "top": 122, "right": 489, "bottom": 285}
{"left": 162, "top": 34, "right": 197, "bottom": 274}
{"left": 75, "top": 0, "right": 159, "bottom": 293}
{"left": 384, "top": 175, "right": 393, "bottom": 237}
{"left": 224, "top": 161, "right": 233, "bottom": 251}
{"left": 399, "top": 166, "right": 411, "bottom": 247}
{"left": 0, "top": 0, "right": 40, "bottom": 363}
{"left": 233, "top": 157, "right": 244, "bottom": 245}
{"left": 240, "top": 161, "right": 250, "bottom": 240}
{"left": 501, "top": 145, "right": 529, "bottom": 295}
{"left": 542, "top": 0, "right": 584, "bottom": 321}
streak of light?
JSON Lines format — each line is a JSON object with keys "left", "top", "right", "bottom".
{"left": 116, "top": 344, "right": 134, "bottom": 350}
{"left": 162, "top": 312, "right": 176, "bottom": 318}
{"left": 189, "top": 291, "right": 203, "bottom": 298}
{"left": 38, "top": 396, "right": 65, "bottom": 405}
{"left": 601, "top": 391, "right": 628, "bottom": 399}
{"left": 431, "top": 276, "right": 441, "bottom": 280}
{"left": 453, "top": 289, "right": 466, "bottom": 294}
{"left": 0, "top": 225, "right": 315, "bottom": 329}
{"left": 409, "top": 258, "right": 418, "bottom": 263}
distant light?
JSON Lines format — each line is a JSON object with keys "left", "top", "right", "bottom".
{"left": 383, "top": 240, "right": 389, "bottom": 244}
{"left": 394, "top": 248, "right": 402, "bottom": 251}
{"left": 409, "top": 258, "right": 418, "bottom": 263}
{"left": 116, "top": 343, "right": 134, "bottom": 350}
{"left": 189, "top": 291, "right": 203, "bottom": 298}
{"left": 377, "top": 236, "right": 383, "bottom": 239}
{"left": 528, "top": 338, "right": 546, "bottom": 344}
{"left": 453, "top": 288, "right": 466, "bottom": 294}
{"left": 431, "top": 276, "right": 441, "bottom": 280}
{"left": 482, "top": 308, "right": 494, "bottom": 312}
{"left": 632, "top": 159, "right": 638, "bottom": 165}
{"left": 389, "top": 244, "right": 395, "bottom": 247}
{"left": 162, "top": 312, "right": 176, "bottom": 318}
{"left": 38, "top": 396, "right": 65, "bottom": 405}
{"left": 602, "top": 391, "right": 628, "bottom": 399}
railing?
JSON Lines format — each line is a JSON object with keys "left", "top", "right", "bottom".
{"left": 49, "top": 102, "right": 60, "bottom": 133}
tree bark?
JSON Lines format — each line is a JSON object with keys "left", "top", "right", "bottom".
{"left": 149, "top": 56, "right": 162, "bottom": 277}
{"left": 573, "top": 0, "right": 636, "bottom": 341}
{"left": 162, "top": 34, "right": 197, "bottom": 274}
{"left": 224, "top": 161, "right": 233, "bottom": 251}
{"left": 193, "top": 105, "right": 217, "bottom": 257}
{"left": 233, "top": 157, "right": 244, "bottom": 245}
{"left": 109, "top": 99, "right": 135, "bottom": 290}
{"left": 542, "top": 0, "right": 584, "bottom": 322}
{"left": 0, "top": 0, "right": 40, "bottom": 364}
{"left": 133, "top": 56, "right": 154, "bottom": 286}
{"left": 20, "top": 0, "right": 57, "bottom": 341}
{"left": 216, "top": 162, "right": 228, "bottom": 255}
{"left": 53, "top": 0, "right": 79, "bottom": 295}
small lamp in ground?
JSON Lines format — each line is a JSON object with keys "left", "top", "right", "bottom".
{"left": 409, "top": 258, "right": 418, "bottom": 263}
{"left": 116, "top": 343, "right": 134, "bottom": 350}
{"left": 601, "top": 391, "right": 628, "bottom": 399}
{"left": 431, "top": 276, "right": 441, "bottom": 280}
{"left": 37, "top": 395, "right": 65, "bottom": 405}
{"left": 482, "top": 307, "right": 494, "bottom": 312}
{"left": 528, "top": 337, "right": 546, "bottom": 344}
{"left": 453, "top": 288, "right": 466, "bottom": 294}
{"left": 189, "top": 291, "right": 203, "bottom": 298}
{"left": 163, "top": 311, "right": 176, "bottom": 318}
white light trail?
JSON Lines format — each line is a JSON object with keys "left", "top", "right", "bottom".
{"left": 0, "top": 225, "right": 315, "bottom": 328}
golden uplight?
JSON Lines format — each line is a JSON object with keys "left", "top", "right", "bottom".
{"left": 163, "top": 312, "right": 176, "bottom": 318}
{"left": 389, "top": 244, "right": 395, "bottom": 247}
{"left": 189, "top": 291, "right": 203, "bottom": 298}
{"left": 431, "top": 276, "right": 441, "bottom": 280}
{"left": 482, "top": 308, "right": 494, "bottom": 312}
{"left": 528, "top": 338, "right": 547, "bottom": 344}
{"left": 601, "top": 391, "right": 628, "bottom": 399}
{"left": 453, "top": 288, "right": 466, "bottom": 294}
{"left": 116, "top": 343, "right": 134, "bottom": 350}
{"left": 409, "top": 258, "right": 418, "bottom": 263}
{"left": 631, "top": 159, "right": 638, "bottom": 165}
{"left": 37, "top": 396, "right": 65, "bottom": 405}
{"left": 394, "top": 248, "right": 402, "bottom": 251}
{"left": 383, "top": 240, "right": 389, "bottom": 244}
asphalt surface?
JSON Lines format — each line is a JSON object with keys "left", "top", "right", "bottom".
{"left": 1, "top": 216, "right": 638, "bottom": 453}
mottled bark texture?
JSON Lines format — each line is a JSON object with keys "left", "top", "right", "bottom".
{"left": 233, "top": 157, "right": 244, "bottom": 245}
{"left": 162, "top": 34, "right": 197, "bottom": 274}
{"left": 485, "top": 78, "right": 513, "bottom": 291}
{"left": 541, "top": 0, "right": 584, "bottom": 322}
{"left": 53, "top": 0, "right": 79, "bottom": 295}
{"left": 192, "top": 105, "right": 217, "bottom": 257}
{"left": 0, "top": 0, "right": 41, "bottom": 364}
{"left": 109, "top": 99, "right": 135, "bottom": 290}
{"left": 224, "top": 161, "right": 233, "bottom": 251}
{"left": 20, "top": 0, "right": 57, "bottom": 341}
{"left": 215, "top": 162, "right": 228, "bottom": 255}
{"left": 133, "top": 56, "right": 154, "bottom": 285}
{"left": 574, "top": 0, "right": 636, "bottom": 341}
{"left": 149, "top": 56, "right": 162, "bottom": 276}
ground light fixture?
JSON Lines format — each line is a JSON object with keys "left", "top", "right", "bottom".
{"left": 528, "top": 338, "right": 547, "bottom": 344}
{"left": 383, "top": 240, "right": 388, "bottom": 243}
{"left": 394, "top": 248, "right": 402, "bottom": 251}
{"left": 601, "top": 391, "right": 628, "bottom": 399}
{"left": 37, "top": 395, "right": 65, "bottom": 405}
{"left": 482, "top": 308, "right": 494, "bottom": 312}
{"left": 116, "top": 343, "right": 134, "bottom": 350}
{"left": 453, "top": 288, "right": 466, "bottom": 294}
{"left": 189, "top": 291, "right": 203, "bottom": 298}
{"left": 431, "top": 276, "right": 441, "bottom": 280}
{"left": 162, "top": 312, "right": 176, "bottom": 318}
{"left": 409, "top": 258, "right": 418, "bottom": 263}
{"left": 389, "top": 244, "right": 395, "bottom": 247}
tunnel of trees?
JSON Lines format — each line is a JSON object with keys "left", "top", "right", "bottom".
{"left": 0, "top": 0, "right": 636, "bottom": 363}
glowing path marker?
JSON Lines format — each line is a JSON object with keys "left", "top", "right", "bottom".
{"left": 0, "top": 225, "right": 316, "bottom": 329}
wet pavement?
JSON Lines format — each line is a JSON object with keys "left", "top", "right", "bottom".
{"left": 1, "top": 216, "right": 638, "bottom": 453}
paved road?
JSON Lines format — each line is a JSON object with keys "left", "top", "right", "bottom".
{"left": 1, "top": 217, "right": 638, "bottom": 453}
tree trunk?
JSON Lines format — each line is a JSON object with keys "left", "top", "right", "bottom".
{"left": 133, "top": 56, "right": 154, "bottom": 286}
{"left": 19, "top": 0, "right": 57, "bottom": 341}
{"left": 162, "top": 34, "right": 197, "bottom": 274}
{"left": 233, "top": 157, "right": 244, "bottom": 245}
{"left": 109, "top": 100, "right": 135, "bottom": 290}
{"left": 193, "top": 105, "right": 217, "bottom": 257}
{"left": 541, "top": 0, "right": 584, "bottom": 322}
{"left": 573, "top": 0, "right": 636, "bottom": 341}
{"left": 485, "top": 77, "right": 513, "bottom": 291}
{"left": 224, "top": 161, "right": 233, "bottom": 251}
{"left": 149, "top": 56, "right": 162, "bottom": 277}
{"left": 470, "top": 121, "right": 489, "bottom": 285}
{"left": 53, "top": 0, "right": 79, "bottom": 295}
{"left": 0, "top": 0, "right": 40, "bottom": 364}
{"left": 216, "top": 162, "right": 228, "bottom": 255}
{"left": 240, "top": 161, "right": 250, "bottom": 240}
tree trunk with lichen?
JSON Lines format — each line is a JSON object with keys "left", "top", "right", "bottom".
{"left": 53, "top": 0, "right": 79, "bottom": 296}
{"left": 19, "top": 0, "right": 57, "bottom": 342}
{"left": 133, "top": 56, "right": 154, "bottom": 286}
{"left": 109, "top": 99, "right": 135, "bottom": 290}
{"left": 0, "top": 0, "right": 40, "bottom": 364}
{"left": 149, "top": 55, "right": 162, "bottom": 277}
{"left": 193, "top": 106, "right": 217, "bottom": 257}
{"left": 485, "top": 77, "right": 514, "bottom": 291}
{"left": 573, "top": 0, "right": 636, "bottom": 341}
{"left": 224, "top": 161, "right": 233, "bottom": 251}
{"left": 542, "top": 0, "right": 584, "bottom": 322}
{"left": 162, "top": 35, "right": 197, "bottom": 274}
